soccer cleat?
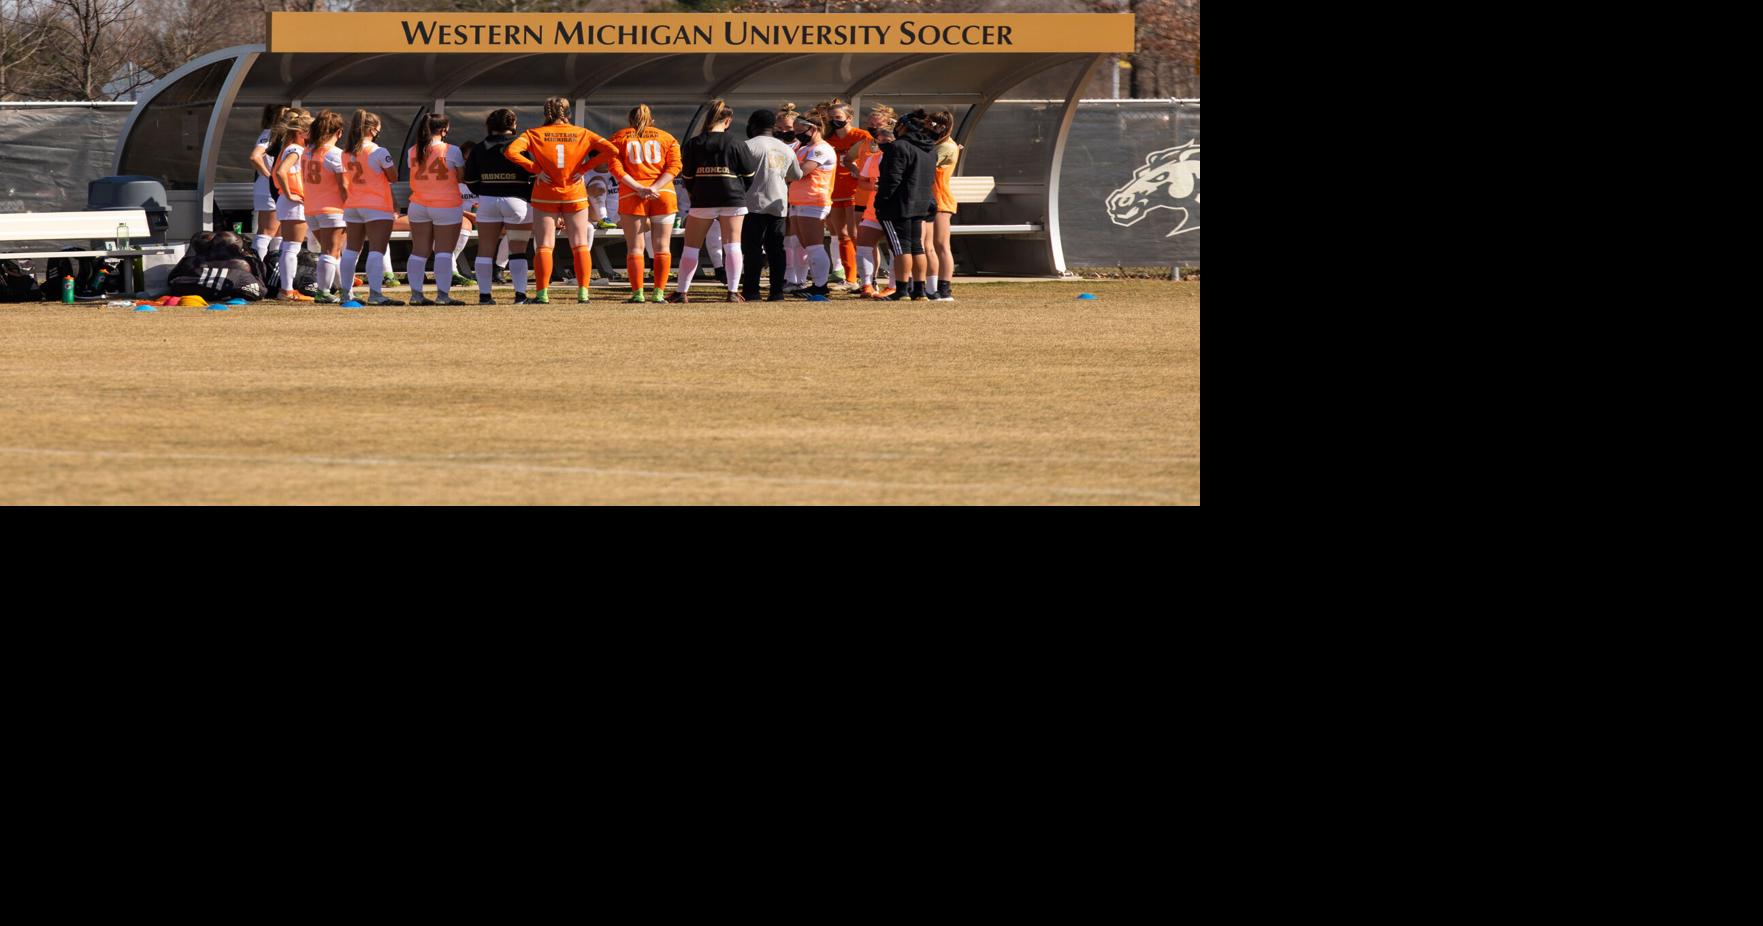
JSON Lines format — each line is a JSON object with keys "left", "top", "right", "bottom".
{"left": 664, "top": 291, "right": 689, "bottom": 304}
{"left": 436, "top": 296, "right": 467, "bottom": 306}
{"left": 781, "top": 282, "right": 801, "bottom": 294}
{"left": 596, "top": 218, "right": 618, "bottom": 230}
{"left": 886, "top": 287, "right": 908, "bottom": 301}
{"left": 795, "top": 284, "right": 830, "bottom": 299}
{"left": 367, "top": 295, "right": 404, "bottom": 306}
{"left": 411, "top": 296, "right": 436, "bottom": 306}
{"left": 512, "top": 292, "right": 530, "bottom": 305}
{"left": 828, "top": 269, "right": 846, "bottom": 284}
{"left": 578, "top": 286, "right": 592, "bottom": 303}
{"left": 496, "top": 269, "right": 512, "bottom": 284}
{"left": 625, "top": 291, "right": 647, "bottom": 303}
{"left": 478, "top": 293, "right": 495, "bottom": 305}
{"left": 280, "top": 290, "right": 315, "bottom": 302}
{"left": 726, "top": 291, "right": 746, "bottom": 303}
{"left": 452, "top": 272, "right": 473, "bottom": 286}
{"left": 530, "top": 290, "right": 550, "bottom": 304}
{"left": 859, "top": 284, "right": 877, "bottom": 298}
{"left": 874, "top": 287, "right": 896, "bottom": 300}
{"left": 911, "top": 291, "right": 927, "bottom": 301}
{"left": 384, "top": 273, "right": 401, "bottom": 289}
{"left": 313, "top": 292, "right": 338, "bottom": 304}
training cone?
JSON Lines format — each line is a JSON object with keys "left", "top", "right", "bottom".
{"left": 179, "top": 295, "right": 209, "bottom": 307}
{"left": 134, "top": 304, "right": 157, "bottom": 312}
{"left": 341, "top": 300, "right": 364, "bottom": 308}
{"left": 1076, "top": 293, "right": 1097, "bottom": 300}
{"left": 157, "top": 295, "right": 178, "bottom": 305}
{"left": 206, "top": 304, "right": 229, "bottom": 311}
{"left": 226, "top": 298, "right": 248, "bottom": 305}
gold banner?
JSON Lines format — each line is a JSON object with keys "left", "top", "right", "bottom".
{"left": 268, "top": 12, "right": 1134, "bottom": 54}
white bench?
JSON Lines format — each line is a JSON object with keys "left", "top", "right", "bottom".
{"left": 0, "top": 209, "right": 180, "bottom": 294}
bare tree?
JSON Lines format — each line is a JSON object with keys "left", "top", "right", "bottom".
{"left": 0, "top": 0, "right": 55, "bottom": 99}
{"left": 33, "top": 0, "right": 155, "bottom": 99}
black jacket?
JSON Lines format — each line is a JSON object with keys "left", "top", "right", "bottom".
{"left": 680, "top": 130, "right": 758, "bottom": 208}
{"left": 464, "top": 133, "right": 531, "bottom": 200}
{"left": 875, "top": 120, "right": 938, "bottom": 221}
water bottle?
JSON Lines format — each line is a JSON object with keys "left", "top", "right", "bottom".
{"left": 116, "top": 222, "right": 131, "bottom": 249}
{"left": 61, "top": 276, "right": 74, "bottom": 304}
{"left": 232, "top": 222, "right": 244, "bottom": 235}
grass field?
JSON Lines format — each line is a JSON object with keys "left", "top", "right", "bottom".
{"left": 0, "top": 280, "right": 1199, "bottom": 505}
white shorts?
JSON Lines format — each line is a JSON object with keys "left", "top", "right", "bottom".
{"left": 688, "top": 206, "right": 749, "bottom": 219}
{"left": 475, "top": 196, "right": 531, "bottom": 225}
{"left": 860, "top": 218, "right": 882, "bottom": 230}
{"left": 309, "top": 212, "right": 346, "bottom": 229}
{"left": 274, "top": 198, "right": 305, "bottom": 222}
{"left": 344, "top": 207, "right": 395, "bottom": 224}
{"left": 585, "top": 172, "right": 613, "bottom": 194}
{"left": 408, "top": 202, "right": 464, "bottom": 226}
{"left": 790, "top": 204, "right": 831, "bottom": 219}
{"left": 254, "top": 175, "right": 276, "bottom": 211}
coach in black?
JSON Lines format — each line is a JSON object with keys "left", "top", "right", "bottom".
{"left": 874, "top": 110, "right": 939, "bottom": 301}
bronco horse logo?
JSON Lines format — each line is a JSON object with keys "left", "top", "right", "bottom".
{"left": 1106, "top": 141, "right": 1200, "bottom": 237}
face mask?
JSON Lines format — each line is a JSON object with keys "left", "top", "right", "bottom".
{"left": 798, "top": 132, "right": 815, "bottom": 145}
{"left": 830, "top": 120, "right": 848, "bottom": 131}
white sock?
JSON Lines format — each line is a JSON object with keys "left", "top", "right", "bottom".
{"left": 279, "top": 240, "right": 301, "bottom": 293}
{"left": 475, "top": 257, "right": 494, "bottom": 295}
{"left": 316, "top": 254, "right": 339, "bottom": 293}
{"left": 434, "top": 252, "right": 454, "bottom": 298}
{"left": 253, "top": 234, "right": 271, "bottom": 261}
{"left": 496, "top": 236, "right": 510, "bottom": 268}
{"left": 340, "top": 248, "right": 360, "bottom": 297}
{"left": 808, "top": 245, "right": 829, "bottom": 288}
{"left": 677, "top": 246, "right": 700, "bottom": 295}
{"left": 706, "top": 222, "right": 724, "bottom": 268}
{"left": 452, "top": 231, "right": 469, "bottom": 264}
{"left": 859, "top": 248, "right": 875, "bottom": 287}
{"left": 510, "top": 257, "right": 528, "bottom": 294}
{"left": 928, "top": 274, "right": 939, "bottom": 292}
{"left": 306, "top": 228, "right": 319, "bottom": 251}
{"left": 407, "top": 254, "right": 426, "bottom": 299}
{"left": 830, "top": 239, "right": 844, "bottom": 275}
{"left": 784, "top": 235, "right": 801, "bottom": 285}
{"left": 723, "top": 243, "right": 742, "bottom": 292}
{"left": 366, "top": 251, "right": 385, "bottom": 298}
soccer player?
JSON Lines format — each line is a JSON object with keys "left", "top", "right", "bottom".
{"left": 820, "top": 99, "right": 872, "bottom": 290}
{"left": 462, "top": 108, "right": 533, "bottom": 304}
{"left": 854, "top": 124, "right": 894, "bottom": 299}
{"left": 405, "top": 112, "right": 466, "bottom": 306}
{"left": 502, "top": 96, "right": 624, "bottom": 305}
{"left": 786, "top": 114, "right": 836, "bottom": 300}
{"left": 607, "top": 104, "right": 681, "bottom": 303}
{"left": 301, "top": 110, "right": 349, "bottom": 303}
{"left": 926, "top": 110, "right": 962, "bottom": 302}
{"left": 339, "top": 109, "right": 402, "bottom": 305}
{"left": 270, "top": 108, "right": 314, "bottom": 302}
{"left": 666, "top": 99, "right": 757, "bottom": 304}
{"left": 250, "top": 104, "right": 289, "bottom": 265}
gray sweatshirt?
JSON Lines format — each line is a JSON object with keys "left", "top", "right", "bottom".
{"left": 744, "top": 134, "right": 803, "bottom": 216}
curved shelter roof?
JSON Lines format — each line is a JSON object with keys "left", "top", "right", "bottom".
{"left": 117, "top": 45, "right": 1105, "bottom": 275}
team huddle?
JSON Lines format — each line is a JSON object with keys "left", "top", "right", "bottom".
{"left": 246, "top": 94, "right": 963, "bottom": 306}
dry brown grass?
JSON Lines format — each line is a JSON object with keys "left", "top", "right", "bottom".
{"left": 0, "top": 281, "right": 1199, "bottom": 504}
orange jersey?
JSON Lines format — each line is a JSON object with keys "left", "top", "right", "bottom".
{"left": 504, "top": 123, "right": 623, "bottom": 210}
{"left": 827, "top": 128, "right": 873, "bottom": 181}
{"left": 274, "top": 144, "right": 306, "bottom": 200}
{"left": 342, "top": 143, "right": 395, "bottom": 213}
{"left": 933, "top": 139, "right": 959, "bottom": 214}
{"left": 607, "top": 127, "right": 683, "bottom": 187}
{"left": 303, "top": 143, "right": 346, "bottom": 214}
{"left": 408, "top": 142, "right": 463, "bottom": 208}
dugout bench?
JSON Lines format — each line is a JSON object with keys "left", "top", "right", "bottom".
{"left": 0, "top": 209, "right": 183, "bottom": 296}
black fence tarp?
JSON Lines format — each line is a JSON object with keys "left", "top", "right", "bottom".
{"left": 1058, "top": 100, "right": 1200, "bottom": 270}
{"left": 0, "top": 106, "right": 132, "bottom": 214}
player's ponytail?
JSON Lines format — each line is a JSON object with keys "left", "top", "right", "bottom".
{"left": 261, "top": 103, "right": 289, "bottom": 131}
{"left": 311, "top": 109, "right": 344, "bottom": 147}
{"left": 928, "top": 110, "right": 955, "bottom": 141}
{"left": 702, "top": 98, "right": 733, "bottom": 133}
{"left": 545, "top": 96, "right": 571, "bottom": 125}
{"left": 486, "top": 108, "right": 517, "bottom": 134}
{"left": 416, "top": 111, "right": 449, "bottom": 147}
{"left": 629, "top": 103, "right": 654, "bottom": 134}
{"left": 345, "top": 109, "right": 380, "bottom": 155}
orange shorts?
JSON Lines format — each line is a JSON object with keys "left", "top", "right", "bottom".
{"left": 619, "top": 191, "right": 679, "bottom": 217}
{"left": 533, "top": 201, "right": 589, "bottom": 214}
{"left": 853, "top": 188, "right": 876, "bottom": 208}
{"left": 832, "top": 174, "right": 859, "bottom": 206}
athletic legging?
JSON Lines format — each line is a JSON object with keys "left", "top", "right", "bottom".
{"left": 882, "top": 216, "right": 927, "bottom": 256}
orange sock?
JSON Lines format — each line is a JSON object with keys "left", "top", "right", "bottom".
{"left": 573, "top": 246, "right": 593, "bottom": 286}
{"left": 626, "top": 253, "right": 645, "bottom": 291}
{"left": 535, "top": 247, "right": 554, "bottom": 291}
{"left": 841, "top": 237, "right": 857, "bottom": 279}
{"left": 653, "top": 251, "right": 671, "bottom": 290}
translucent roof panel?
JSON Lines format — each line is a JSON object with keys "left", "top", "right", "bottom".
{"left": 118, "top": 60, "right": 232, "bottom": 190}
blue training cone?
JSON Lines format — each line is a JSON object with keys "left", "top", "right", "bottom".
{"left": 134, "top": 304, "right": 157, "bottom": 312}
{"left": 341, "top": 300, "right": 364, "bottom": 308}
{"left": 226, "top": 298, "right": 248, "bottom": 305}
{"left": 1076, "top": 293, "right": 1097, "bottom": 300}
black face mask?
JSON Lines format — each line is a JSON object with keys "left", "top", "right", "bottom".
{"left": 830, "top": 120, "right": 848, "bottom": 132}
{"left": 798, "top": 132, "right": 815, "bottom": 145}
